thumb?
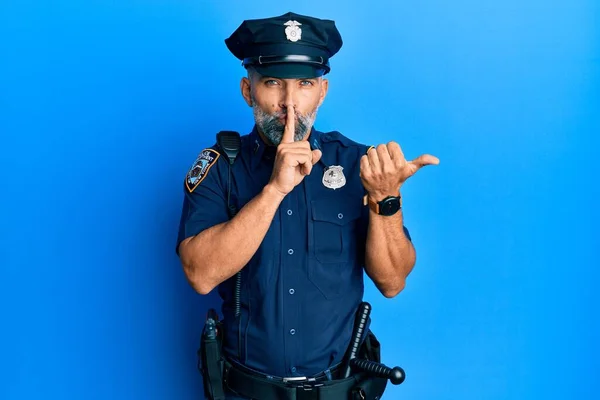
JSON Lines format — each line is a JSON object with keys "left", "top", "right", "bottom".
{"left": 311, "top": 149, "right": 322, "bottom": 165}
{"left": 409, "top": 154, "right": 439, "bottom": 169}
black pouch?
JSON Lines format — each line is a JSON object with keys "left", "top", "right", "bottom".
{"left": 198, "top": 309, "right": 226, "bottom": 400}
{"left": 350, "top": 330, "right": 388, "bottom": 400}
{"left": 360, "top": 330, "right": 381, "bottom": 362}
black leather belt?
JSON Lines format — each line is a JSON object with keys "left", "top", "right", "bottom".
{"left": 223, "top": 360, "right": 362, "bottom": 400}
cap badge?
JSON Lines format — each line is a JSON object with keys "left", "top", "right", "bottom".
{"left": 322, "top": 165, "right": 346, "bottom": 190}
{"left": 284, "top": 20, "right": 302, "bottom": 42}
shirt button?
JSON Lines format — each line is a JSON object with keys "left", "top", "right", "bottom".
{"left": 291, "top": 367, "right": 297, "bottom": 373}
{"left": 338, "top": 213, "right": 344, "bottom": 219}
{"left": 287, "top": 209, "right": 293, "bottom": 216}
{"left": 289, "top": 288, "right": 295, "bottom": 295}
{"left": 288, "top": 249, "right": 294, "bottom": 255}
{"left": 290, "top": 329, "right": 296, "bottom": 335}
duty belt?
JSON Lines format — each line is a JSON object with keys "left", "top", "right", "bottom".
{"left": 223, "top": 360, "right": 364, "bottom": 400}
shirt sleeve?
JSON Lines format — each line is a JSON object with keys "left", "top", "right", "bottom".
{"left": 175, "top": 148, "right": 230, "bottom": 255}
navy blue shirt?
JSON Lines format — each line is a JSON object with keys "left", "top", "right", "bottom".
{"left": 177, "top": 126, "right": 409, "bottom": 378}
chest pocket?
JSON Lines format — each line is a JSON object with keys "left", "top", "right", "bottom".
{"left": 310, "top": 200, "right": 362, "bottom": 263}
{"left": 308, "top": 199, "right": 363, "bottom": 299}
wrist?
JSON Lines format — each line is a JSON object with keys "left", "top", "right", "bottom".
{"left": 366, "top": 189, "right": 401, "bottom": 202}
{"left": 363, "top": 190, "right": 402, "bottom": 216}
{"left": 263, "top": 183, "right": 287, "bottom": 203}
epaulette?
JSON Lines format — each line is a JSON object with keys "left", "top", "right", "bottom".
{"left": 321, "top": 131, "right": 372, "bottom": 153}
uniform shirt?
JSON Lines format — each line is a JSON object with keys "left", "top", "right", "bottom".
{"left": 177, "top": 126, "right": 410, "bottom": 378}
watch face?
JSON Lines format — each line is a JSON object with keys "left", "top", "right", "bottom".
{"left": 381, "top": 197, "right": 400, "bottom": 216}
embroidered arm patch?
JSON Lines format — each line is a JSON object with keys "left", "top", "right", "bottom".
{"left": 185, "top": 149, "right": 221, "bottom": 193}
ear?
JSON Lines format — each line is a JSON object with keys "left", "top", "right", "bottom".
{"left": 241, "top": 77, "right": 253, "bottom": 107}
{"left": 318, "top": 78, "right": 329, "bottom": 107}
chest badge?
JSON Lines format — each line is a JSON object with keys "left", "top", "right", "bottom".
{"left": 322, "top": 165, "right": 346, "bottom": 190}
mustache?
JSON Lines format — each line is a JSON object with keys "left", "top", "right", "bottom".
{"left": 263, "top": 114, "right": 311, "bottom": 138}
{"left": 266, "top": 109, "right": 313, "bottom": 125}
{"left": 269, "top": 109, "right": 304, "bottom": 120}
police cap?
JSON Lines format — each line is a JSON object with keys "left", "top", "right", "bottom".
{"left": 225, "top": 11, "right": 343, "bottom": 79}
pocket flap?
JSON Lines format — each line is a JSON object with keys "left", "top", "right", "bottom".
{"left": 311, "top": 199, "right": 362, "bottom": 226}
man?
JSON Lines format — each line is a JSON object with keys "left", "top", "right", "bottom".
{"left": 177, "top": 11, "right": 439, "bottom": 400}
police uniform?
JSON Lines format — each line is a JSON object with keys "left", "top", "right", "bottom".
{"left": 177, "top": 12, "right": 410, "bottom": 400}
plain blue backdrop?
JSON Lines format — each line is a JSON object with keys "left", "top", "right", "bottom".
{"left": 1, "top": 1, "right": 598, "bottom": 399}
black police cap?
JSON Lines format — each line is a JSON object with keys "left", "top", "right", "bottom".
{"left": 225, "top": 12, "right": 343, "bottom": 79}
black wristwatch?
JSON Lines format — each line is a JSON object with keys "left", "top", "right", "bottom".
{"left": 364, "top": 194, "right": 402, "bottom": 216}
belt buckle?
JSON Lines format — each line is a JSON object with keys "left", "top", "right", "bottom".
{"left": 283, "top": 376, "right": 308, "bottom": 386}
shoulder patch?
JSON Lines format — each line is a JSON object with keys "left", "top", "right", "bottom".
{"left": 185, "top": 149, "right": 220, "bottom": 193}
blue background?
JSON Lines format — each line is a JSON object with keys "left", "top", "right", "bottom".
{"left": 1, "top": 0, "right": 598, "bottom": 399}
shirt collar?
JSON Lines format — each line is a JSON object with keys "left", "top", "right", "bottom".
{"left": 308, "top": 128, "right": 331, "bottom": 168}
{"left": 249, "top": 126, "right": 266, "bottom": 170}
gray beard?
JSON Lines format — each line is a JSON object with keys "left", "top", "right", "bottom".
{"left": 252, "top": 101, "right": 317, "bottom": 145}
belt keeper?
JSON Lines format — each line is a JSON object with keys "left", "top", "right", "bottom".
{"left": 296, "top": 383, "right": 321, "bottom": 400}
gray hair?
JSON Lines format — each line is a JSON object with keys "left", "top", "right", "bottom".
{"left": 246, "top": 65, "right": 260, "bottom": 82}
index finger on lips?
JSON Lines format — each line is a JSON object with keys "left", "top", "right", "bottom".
{"left": 281, "top": 105, "right": 295, "bottom": 144}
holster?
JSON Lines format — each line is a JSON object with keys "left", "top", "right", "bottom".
{"left": 349, "top": 330, "right": 388, "bottom": 400}
{"left": 198, "top": 309, "right": 225, "bottom": 400}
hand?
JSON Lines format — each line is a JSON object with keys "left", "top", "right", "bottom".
{"left": 268, "top": 106, "right": 323, "bottom": 196}
{"left": 360, "top": 142, "right": 439, "bottom": 201}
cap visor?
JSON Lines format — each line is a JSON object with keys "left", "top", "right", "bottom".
{"left": 253, "top": 63, "right": 326, "bottom": 79}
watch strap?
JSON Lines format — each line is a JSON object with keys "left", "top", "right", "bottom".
{"left": 367, "top": 196, "right": 380, "bottom": 214}
{"left": 362, "top": 194, "right": 402, "bottom": 214}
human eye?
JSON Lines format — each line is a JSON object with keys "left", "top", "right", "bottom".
{"left": 264, "top": 79, "right": 280, "bottom": 86}
{"left": 299, "top": 80, "right": 315, "bottom": 87}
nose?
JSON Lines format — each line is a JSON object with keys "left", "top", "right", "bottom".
{"left": 280, "top": 82, "right": 297, "bottom": 112}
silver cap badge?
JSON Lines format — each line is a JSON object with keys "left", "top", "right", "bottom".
{"left": 284, "top": 20, "right": 302, "bottom": 42}
{"left": 322, "top": 165, "right": 346, "bottom": 190}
